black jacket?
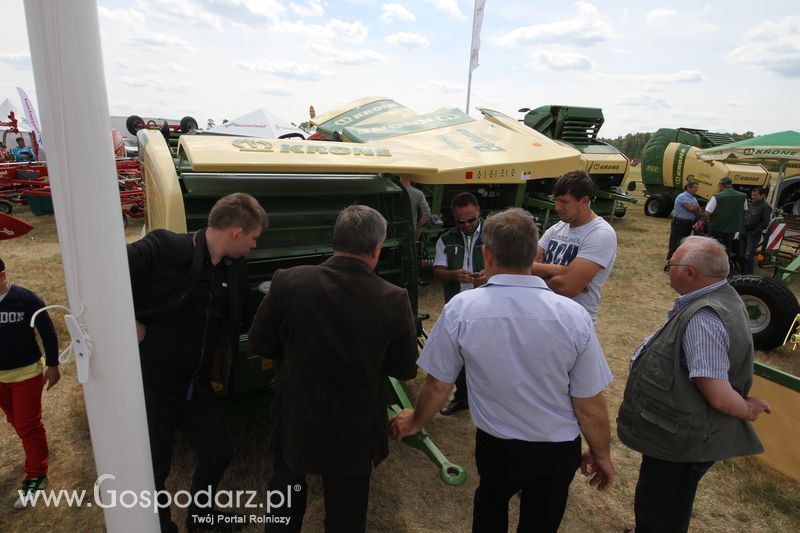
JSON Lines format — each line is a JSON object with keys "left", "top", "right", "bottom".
{"left": 248, "top": 256, "right": 418, "bottom": 475}
{"left": 127, "top": 228, "right": 254, "bottom": 390}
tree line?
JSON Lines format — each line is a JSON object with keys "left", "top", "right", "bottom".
{"left": 599, "top": 131, "right": 755, "bottom": 160}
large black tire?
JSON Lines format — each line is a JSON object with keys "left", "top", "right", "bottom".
{"left": 0, "top": 199, "right": 13, "bottom": 214}
{"left": 180, "top": 116, "right": 198, "bottom": 133}
{"left": 125, "top": 115, "right": 145, "bottom": 136}
{"left": 730, "top": 275, "right": 800, "bottom": 351}
{"left": 644, "top": 195, "right": 670, "bottom": 217}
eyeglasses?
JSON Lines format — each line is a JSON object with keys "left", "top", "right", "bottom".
{"left": 456, "top": 216, "right": 478, "bottom": 226}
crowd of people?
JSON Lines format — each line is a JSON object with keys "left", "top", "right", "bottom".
{"left": 0, "top": 171, "right": 772, "bottom": 533}
{"left": 666, "top": 177, "right": 773, "bottom": 275}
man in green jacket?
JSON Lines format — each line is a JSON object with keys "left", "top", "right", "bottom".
{"left": 433, "top": 192, "right": 486, "bottom": 415}
{"left": 705, "top": 176, "right": 747, "bottom": 256}
{"left": 617, "top": 236, "right": 771, "bottom": 532}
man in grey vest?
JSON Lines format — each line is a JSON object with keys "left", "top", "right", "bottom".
{"left": 617, "top": 236, "right": 771, "bottom": 533}
{"left": 433, "top": 192, "right": 486, "bottom": 415}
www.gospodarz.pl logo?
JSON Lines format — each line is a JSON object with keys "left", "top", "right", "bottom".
{"left": 17, "top": 473, "right": 301, "bottom": 525}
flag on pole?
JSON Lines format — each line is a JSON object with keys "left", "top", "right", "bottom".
{"left": 17, "top": 87, "right": 44, "bottom": 149}
{"left": 469, "top": 0, "right": 486, "bottom": 73}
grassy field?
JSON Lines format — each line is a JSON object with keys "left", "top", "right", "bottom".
{"left": 1, "top": 184, "right": 799, "bottom": 532}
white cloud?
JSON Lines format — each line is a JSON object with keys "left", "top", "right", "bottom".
{"left": 724, "top": 101, "right": 746, "bottom": 107}
{"left": 589, "top": 70, "right": 704, "bottom": 83}
{"left": 236, "top": 61, "right": 336, "bottom": 81}
{"left": 493, "top": 2, "right": 618, "bottom": 48}
{"left": 619, "top": 93, "right": 670, "bottom": 109}
{"left": 415, "top": 80, "right": 463, "bottom": 93}
{"left": 326, "top": 19, "right": 368, "bottom": 42}
{"left": 529, "top": 48, "right": 593, "bottom": 71}
{"left": 645, "top": 9, "right": 677, "bottom": 27}
{"left": 381, "top": 3, "right": 416, "bottom": 24}
{"left": 289, "top": 0, "right": 325, "bottom": 18}
{"left": 307, "top": 43, "right": 387, "bottom": 65}
{"left": 260, "top": 84, "right": 293, "bottom": 97}
{"left": 132, "top": 32, "right": 195, "bottom": 53}
{"left": 194, "top": 0, "right": 284, "bottom": 27}
{"left": 385, "top": 32, "right": 430, "bottom": 49}
{"left": 0, "top": 52, "right": 31, "bottom": 68}
{"left": 431, "top": 0, "right": 464, "bottom": 20}
{"left": 142, "top": 0, "right": 224, "bottom": 31}
{"left": 97, "top": 6, "right": 146, "bottom": 26}
{"left": 687, "top": 20, "right": 719, "bottom": 33}
{"left": 727, "top": 16, "right": 800, "bottom": 78}
{"left": 144, "top": 63, "right": 189, "bottom": 74}
{"left": 118, "top": 75, "right": 191, "bottom": 92}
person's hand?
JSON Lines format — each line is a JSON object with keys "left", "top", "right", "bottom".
{"left": 43, "top": 366, "right": 61, "bottom": 391}
{"left": 136, "top": 321, "right": 146, "bottom": 343}
{"left": 473, "top": 270, "right": 488, "bottom": 287}
{"left": 456, "top": 269, "right": 476, "bottom": 284}
{"left": 389, "top": 408, "right": 421, "bottom": 442}
{"left": 580, "top": 449, "right": 614, "bottom": 491}
{"left": 747, "top": 397, "right": 771, "bottom": 421}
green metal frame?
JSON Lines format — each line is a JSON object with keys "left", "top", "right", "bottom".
{"left": 754, "top": 361, "right": 800, "bottom": 393}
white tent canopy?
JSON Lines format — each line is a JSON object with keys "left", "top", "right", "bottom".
{"left": 0, "top": 97, "right": 31, "bottom": 130}
{"left": 206, "top": 108, "right": 306, "bottom": 139}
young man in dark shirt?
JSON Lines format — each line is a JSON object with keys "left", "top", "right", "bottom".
{"left": 0, "top": 257, "right": 60, "bottom": 508}
{"left": 740, "top": 187, "right": 773, "bottom": 274}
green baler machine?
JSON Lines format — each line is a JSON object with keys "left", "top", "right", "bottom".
{"left": 138, "top": 129, "right": 466, "bottom": 486}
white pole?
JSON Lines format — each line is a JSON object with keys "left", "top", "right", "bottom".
{"left": 22, "top": 1, "right": 158, "bottom": 531}
{"left": 465, "top": 71, "right": 473, "bottom": 115}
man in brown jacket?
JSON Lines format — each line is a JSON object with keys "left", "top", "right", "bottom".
{"left": 248, "top": 205, "right": 418, "bottom": 532}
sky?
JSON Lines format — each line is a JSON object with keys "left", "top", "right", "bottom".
{"left": 1, "top": 0, "right": 798, "bottom": 138}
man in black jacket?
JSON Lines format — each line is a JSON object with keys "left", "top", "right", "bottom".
{"left": 740, "top": 186, "right": 772, "bottom": 274}
{"left": 127, "top": 193, "right": 267, "bottom": 533}
{"left": 248, "top": 205, "right": 418, "bottom": 532}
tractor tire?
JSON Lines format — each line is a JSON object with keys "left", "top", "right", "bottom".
{"left": 125, "top": 115, "right": 145, "bottom": 136}
{"left": 730, "top": 275, "right": 800, "bottom": 351}
{"left": 180, "top": 116, "right": 198, "bottom": 133}
{"left": 0, "top": 199, "right": 13, "bottom": 214}
{"left": 644, "top": 195, "right": 670, "bottom": 217}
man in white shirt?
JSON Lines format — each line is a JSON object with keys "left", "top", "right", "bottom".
{"left": 392, "top": 208, "right": 614, "bottom": 532}
{"left": 531, "top": 170, "right": 617, "bottom": 323}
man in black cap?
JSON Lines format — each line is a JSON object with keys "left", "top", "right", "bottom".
{"left": 704, "top": 177, "right": 747, "bottom": 257}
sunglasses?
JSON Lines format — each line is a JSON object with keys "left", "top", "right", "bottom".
{"left": 456, "top": 216, "right": 478, "bottom": 226}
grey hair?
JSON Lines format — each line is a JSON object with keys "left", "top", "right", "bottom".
{"left": 680, "top": 236, "right": 730, "bottom": 277}
{"left": 333, "top": 205, "right": 387, "bottom": 255}
{"left": 482, "top": 208, "right": 539, "bottom": 268}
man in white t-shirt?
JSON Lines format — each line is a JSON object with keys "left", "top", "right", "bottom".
{"left": 531, "top": 171, "right": 617, "bottom": 322}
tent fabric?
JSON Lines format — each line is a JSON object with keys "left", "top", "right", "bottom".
{"left": 696, "top": 131, "right": 800, "bottom": 162}
{"left": 206, "top": 108, "right": 306, "bottom": 139}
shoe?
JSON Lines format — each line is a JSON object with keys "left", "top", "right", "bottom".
{"left": 13, "top": 475, "right": 48, "bottom": 509}
{"left": 186, "top": 508, "right": 246, "bottom": 532}
{"left": 439, "top": 399, "right": 468, "bottom": 416}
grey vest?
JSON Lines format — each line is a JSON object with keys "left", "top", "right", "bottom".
{"left": 617, "top": 283, "right": 763, "bottom": 462}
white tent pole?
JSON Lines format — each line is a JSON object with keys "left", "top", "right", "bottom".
{"left": 22, "top": 1, "right": 158, "bottom": 531}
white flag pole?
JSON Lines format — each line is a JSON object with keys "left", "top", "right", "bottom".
{"left": 22, "top": 1, "right": 158, "bottom": 531}
{"left": 465, "top": 0, "right": 486, "bottom": 114}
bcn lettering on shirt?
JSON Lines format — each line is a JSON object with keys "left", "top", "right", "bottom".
{"left": 544, "top": 240, "right": 579, "bottom": 266}
{"left": 0, "top": 311, "right": 26, "bottom": 323}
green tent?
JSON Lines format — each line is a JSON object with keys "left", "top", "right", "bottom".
{"left": 696, "top": 130, "right": 800, "bottom": 162}
{"left": 696, "top": 131, "right": 800, "bottom": 210}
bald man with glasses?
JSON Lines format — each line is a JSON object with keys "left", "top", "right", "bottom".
{"left": 433, "top": 192, "right": 487, "bottom": 415}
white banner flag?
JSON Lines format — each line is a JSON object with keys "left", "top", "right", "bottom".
{"left": 469, "top": 0, "right": 486, "bottom": 73}
{"left": 17, "top": 87, "right": 44, "bottom": 149}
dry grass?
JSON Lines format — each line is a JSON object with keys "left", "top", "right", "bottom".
{"left": 1, "top": 188, "right": 799, "bottom": 532}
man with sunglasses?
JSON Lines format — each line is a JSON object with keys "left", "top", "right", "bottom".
{"left": 618, "top": 236, "right": 769, "bottom": 532}
{"left": 531, "top": 171, "right": 616, "bottom": 323}
{"left": 433, "top": 192, "right": 486, "bottom": 415}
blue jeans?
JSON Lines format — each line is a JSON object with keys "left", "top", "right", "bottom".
{"left": 634, "top": 455, "right": 714, "bottom": 533}
{"left": 740, "top": 230, "right": 762, "bottom": 275}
